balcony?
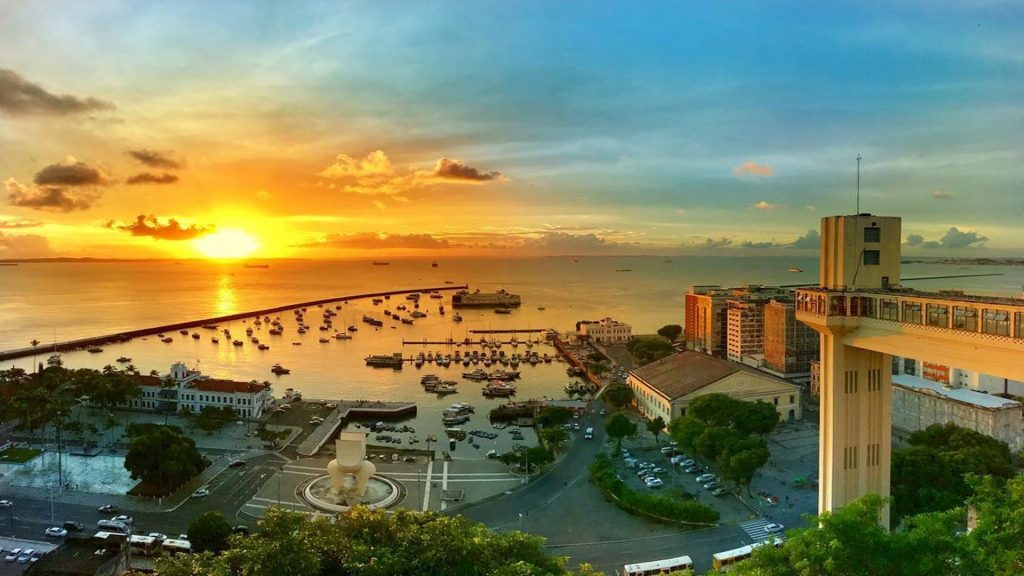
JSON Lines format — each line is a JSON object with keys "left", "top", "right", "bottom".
{"left": 796, "top": 287, "right": 1024, "bottom": 379}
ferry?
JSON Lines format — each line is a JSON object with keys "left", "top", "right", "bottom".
{"left": 452, "top": 289, "right": 521, "bottom": 309}
{"left": 271, "top": 363, "right": 290, "bottom": 375}
{"left": 365, "top": 353, "right": 404, "bottom": 369}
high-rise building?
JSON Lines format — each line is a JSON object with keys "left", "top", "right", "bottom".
{"left": 686, "top": 285, "right": 787, "bottom": 358}
{"left": 764, "top": 298, "right": 820, "bottom": 379}
{"left": 726, "top": 298, "right": 768, "bottom": 362}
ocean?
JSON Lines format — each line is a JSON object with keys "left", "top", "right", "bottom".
{"left": 1, "top": 256, "right": 1020, "bottom": 457}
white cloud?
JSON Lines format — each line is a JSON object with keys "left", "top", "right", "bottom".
{"left": 753, "top": 200, "right": 779, "bottom": 210}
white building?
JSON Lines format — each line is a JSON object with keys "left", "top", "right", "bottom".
{"left": 125, "top": 362, "right": 275, "bottom": 419}
{"left": 578, "top": 317, "right": 632, "bottom": 344}
{"left": 891, "top": 374, "right": 1023, "bottom": 451}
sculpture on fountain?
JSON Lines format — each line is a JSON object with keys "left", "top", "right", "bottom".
{"left": 326, "top": 432, "right": 377, "bottom": 506}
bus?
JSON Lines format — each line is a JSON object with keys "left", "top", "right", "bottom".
{"left": 711, "top": 538, "right": 784, "bottom": 572}
{"left": 162, "top": 539, "right": 192, "bottom": 555}
{"left": 129, "top": 535, "right": 160, "bottom": 556}
{"left": 621, "top": 555, "right": 693, "bottom": 576}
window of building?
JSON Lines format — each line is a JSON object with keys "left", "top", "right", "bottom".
{"left": 789, "top": 395, "right": 795, "bottom": 404}
{"left": 926, "top": 304, "right": 949, "bottom": 328}
{"left": 879, "top": 298, "right": 898, "bottom": 321}
{"left": 773, "top": 397, "right": 779, "bottom": 406}
{"left": 952, "top": 306, "right": 979, "bottom": 332}
{"left": 902, "top": 302, "right": 923, "bottom": 324}
{"left": 982, "top": 309, "right": 1010, "bottom": 337}
{"left": 1016, "top": 312, "right": 1024, "bottom": 340}
{"left": 903, "top": 357, "right": 916, "bottom": 375}
{"left": 864, "top": 227, "right": 881, "bottom": 242}
{"left": 863, "top": 250, "right": 880, "bottom": 265}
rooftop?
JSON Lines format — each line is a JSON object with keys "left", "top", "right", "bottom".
{"left": 892, "top": 374, "right": 1021, "bottom": 410}
{"left": 798, "top": 285, "right": 1024, "bottom": 308}
{"left": 132, "top": 374, "right": 270, "bottom": 394}
{"left": 630, "top": 350, "right": 793, "bottom": 400}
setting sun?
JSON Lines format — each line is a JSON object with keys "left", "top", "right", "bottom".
{"left": 192, "top": 229, "right": 261, "bottom": 259}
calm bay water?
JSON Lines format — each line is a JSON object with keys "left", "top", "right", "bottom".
{"left": 1, "top": 256, "right": 1020, "bottom": 457}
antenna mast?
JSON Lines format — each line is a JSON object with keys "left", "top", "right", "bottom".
{"left": 856, "top": 154, "right": 862, "bottom": 214}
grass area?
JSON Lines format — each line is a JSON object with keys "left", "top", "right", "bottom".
{"left": 0, "top": 447, "right": 43, "bottom": 463}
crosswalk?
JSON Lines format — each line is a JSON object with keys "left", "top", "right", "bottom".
{"left": 739, "top": 518, "right": 774, "bottom": 541}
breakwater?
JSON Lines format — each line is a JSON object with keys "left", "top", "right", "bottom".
{"left": 0, "top": 285, "right": 467, "bottom": 362}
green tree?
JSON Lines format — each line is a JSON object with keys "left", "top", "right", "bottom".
{"left": 686, "top": 393, "right": 738, "bottom": 427}
{"left": 539, "top": 426, "right": 569, "bottom": 453}
{"left": 188, "top": 511, "right": 233, "bottom": 553}
{"left": 605, "top": 413, "right": 637, "bottom": 451}
{"left": 733, "top": 400, "right": 780, "bottom": 435}
{"left": 717, "top": 437, "right": 770, "bottom": 493}
{"left": 693, "top": 426, "right": 744, "bottom": 462}
{"left": 124, "top": 426, "right": 208, "bottom": 495}
{"left": 668, "top": 416, "right": 705, "bottom": 453}
{"left": 656, "top": 324, "right": 683, "bottom": 341}
{"left": 646, "top": 416, "right": 666, "bottom": 444}
{"left": 603, "top": 384, "right": 634, "bottom": 410}
{"left": 627, "top": 337, "right": 675, "bottom": 365}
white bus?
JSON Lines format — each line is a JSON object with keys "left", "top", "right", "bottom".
{"left": 129, "top": 535, "right": 159, "bottom": 556}
{"left": 162, "top": 539, "right": 192, "bottom": 555}
{"left": 711, "top": 538, "right": 784, "bottom": 572}
{"left": 621, "top": 555, "right": 693, "bottom": 576}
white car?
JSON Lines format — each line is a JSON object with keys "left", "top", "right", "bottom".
{"left": 696, "top": 473, "right": 716, "bottom": 484}
{"left": 764, "top": 523, "right": 785, "bottom": 535}
{"left": 17, "top": 549, "right": 34, "bottom": 564}
{"left": 0, "top": 500, "right": 12, "bottom": 508}
{"left": 148, "top": 533, "right": 167, "bottom": 542}
{"left": 660, "top": 446, "right": 674, "bottom": 454}
{"left": 113, "top": 515, "right": 134, "bottom": 525}
{"left": 192, "top": 488, "right": 211, "bottom": 498}
{"left": 45, "top": 527, "right": 67, "bottom": 538}
{"left": 644, "top": 477, "right": 664, "bottom": 488}
{"left": 5, "top": 548, "right": 21, "bottom": 562}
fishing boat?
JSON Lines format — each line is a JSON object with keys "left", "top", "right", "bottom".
{"left": 192, "top": 333, "right": 201, "bottom": 339}
{"left": 232, "top": 340, "right": 244, "bottom": 346}
{"left": 271, "top": 363, "right": 290, "bottom": 375}
{"left": 258, "top": 343, "right": 270, "bottom": 350}
{"left": 319, "top": 338, "right": 330, "bottom": 343}
{"left": 410, "top": 310, "right": 427, "bottom": 318}
{"left": 116, "top": 356, "right": 132, "bottom": 363}
{"left": 334, "top": 333, "right": 352, "bottom": 340}
{"left": 87, "top": 347, "right": 103, "bottom": 353}
{"left": 494, "top": 308, "right": 512, "bottom": 315}
{"left": 161, "top": 337, "right": 173, "bottom": 343}
{"left": 211, "top": 337, "right": 220, "bottom": 344}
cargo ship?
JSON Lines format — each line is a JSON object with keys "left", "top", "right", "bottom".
{"left": 365, "top": 353, "right": 404, "bottom": 369}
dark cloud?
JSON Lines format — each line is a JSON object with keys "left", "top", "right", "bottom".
{"left": 0, "top": 218, "right": 42, "bottom": 229}
{"left": 106, "top": 215, "right": 214, "bottom": 241}
{"left": 520, "top": 232, "right": 620, "bottom": 253}
{"left": 5, "top": 178, "right": 97, "bottom": 212}
{"left": 428, "top": 158, "right": 504, "bottom": 182}
{"left": 295, "top": 232, "right": 451, "bottom": 250}
{"left": 0, "top": 68, "right": 115, "bottom": 116}
{"left": 740, "top": 240, "right": 778, "bottom": 249}
{"left": 789, "top": 229, "right": 820, "bottom": 249}
{"left": 126, "top": 149, "right": 183, "bottom": 170}
{"left": 905, "top": 227, "right": 987, "bottom": 249}
{"left": 127, "top": 172, "right": 179, "bottom": 185}
{"left": 690, "top": 237, "right": 733, "bottom": 249}
{"left": 0, "top": 231, "right": 54, "bottom": 258}
{"left": 34, "top": 158, "right": 111, "bottom": 187}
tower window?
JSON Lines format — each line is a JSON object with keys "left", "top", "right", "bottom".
{"left": 864, "top": 227, "right": 881, "bottom": 242}
{"left": 863, "top": 250, "right": 881, "bottom": 265}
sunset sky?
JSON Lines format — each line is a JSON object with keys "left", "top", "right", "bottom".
{"left": 1, "top": 1, "right": 1022, "bottom": 259}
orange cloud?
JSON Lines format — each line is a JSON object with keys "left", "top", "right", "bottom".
{"left": 733, "top": 161, "right": 773, "bottom": 177}
{"left": 319, "top": 150, "right": 506, "bottom": 196}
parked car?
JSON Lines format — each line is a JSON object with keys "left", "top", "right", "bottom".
{"left": 192, "top": 488, "right": 211, "bottom": 498}
{"left": 696, "top": 473, "right": 716, "bottom": 484}
{"left": 624, "top": 460, "right": 638, "bottom": 469}
{"left": 652, "top": 467, "right": 666, "bottom": 474}
{"left": 5, "top": 548, "right": 22, "bottom": 562}
{"left": 178, "top": 534, "right": 189, "bottom": 541}
{"left": 44, "top": 527, "right": 67, "bottom": 538}
{"left": 764, "top": 523, "right": 785, "bottom": 535}
{"left": 17, "top": 549, "right": 34, "bottom": 564}
{"left": 636, "top": 469, "right": 652, "bottom": 479}
{"left": 599, "top": 408, "right": 607, "bottom": 415}
{"left": 113, "top": 515, "right": 134, "bottom": 526}
{"left": 670, "top": 455, "right": 685, "bottom": 464}
{"left": 228, "top": 460, "right": 246, "bottom": 468}
{"left": 639, "top": 462, "right": 655, "bottom": 469}
{"left": 0, "top": 500, "right": 12, "bottom": 508}
{"left": 660, "top": 446, "right": 674, "bottom": 455}
{"left": 645, "top": 477, "right": 664, "bottom": 488}
{"left": 703, "top": 481, "right": 721, "bottom": 490}
{"left": 680, "top": 459, "right": 695, "bottom": 467}
{"left": 485, "top": 450, "right": 500, "bottom": 459}
{"left": 63, "top": 521, "right": 84, "bottom": 531}
{"left": 684, "top": 465, "right": 702, "bottom": 474}
{"left": 30, "top": 551, "right": 44, "bottom": 563}
{"left": 97, "top": 504, "right": 117, "bottom": 513}
{"left": 712, "top": 487, "right": 730, "bottom": 497}
{"left": 148, "top": 533, "right": 167, "bottom": 542}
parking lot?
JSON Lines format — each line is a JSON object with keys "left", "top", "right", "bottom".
{"left": 609, "top": 439, "right": 759, "bottom": 525}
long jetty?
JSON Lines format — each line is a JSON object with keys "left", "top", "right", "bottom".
{"left": 469, "top": 329, "right": 546, "bottom": 334}
{"left": 0, "top": 285, "right": 467, "bottom": 362}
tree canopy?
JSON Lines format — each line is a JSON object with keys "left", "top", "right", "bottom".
{"left": 605, "top": 413, "right": 637, "bottom": 450}
{"left": 657, "top": 324, "right": 683, "bottom": 341}
{"left": 892, "top": 422, "right": 1014, "bottom": 522}
{"left": 124, "top": 425, "right": 208, "bottom": 496}
{"left": 626, "top": 337, "right": 675, "bottom": 365}
{"left": 188, "top": 511, "right": 233, "bottom": 553}
{"left": 603, "top": 384, "right": 634, "bottom": 410}
{"left": 158, "top": 507, "right": 604, "bottom": 576}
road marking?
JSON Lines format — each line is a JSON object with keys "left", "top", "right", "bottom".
{"left": 440, "top": 460, "right": 450, "bottom": 511}
{"left": 422, "top": 460, "right": 434, "bottom": 512}
{"left": 739, "top": 519, "right": 772, "bottom": 541}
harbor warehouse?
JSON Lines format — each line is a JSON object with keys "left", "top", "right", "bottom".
{"left": 628, "top": 351, "right": 803, "bottom": 424}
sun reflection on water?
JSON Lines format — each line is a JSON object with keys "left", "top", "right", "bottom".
{"left": 215, "top": 274, "right": 237, "bottom": 317}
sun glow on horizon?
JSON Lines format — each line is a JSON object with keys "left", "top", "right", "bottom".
{"left": 193, "top": 229, "right": 261, "bottom": 259}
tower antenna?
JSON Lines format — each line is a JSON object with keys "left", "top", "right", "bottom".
{"left": 856, "top": 154, "right": 862, "bottom": 214}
